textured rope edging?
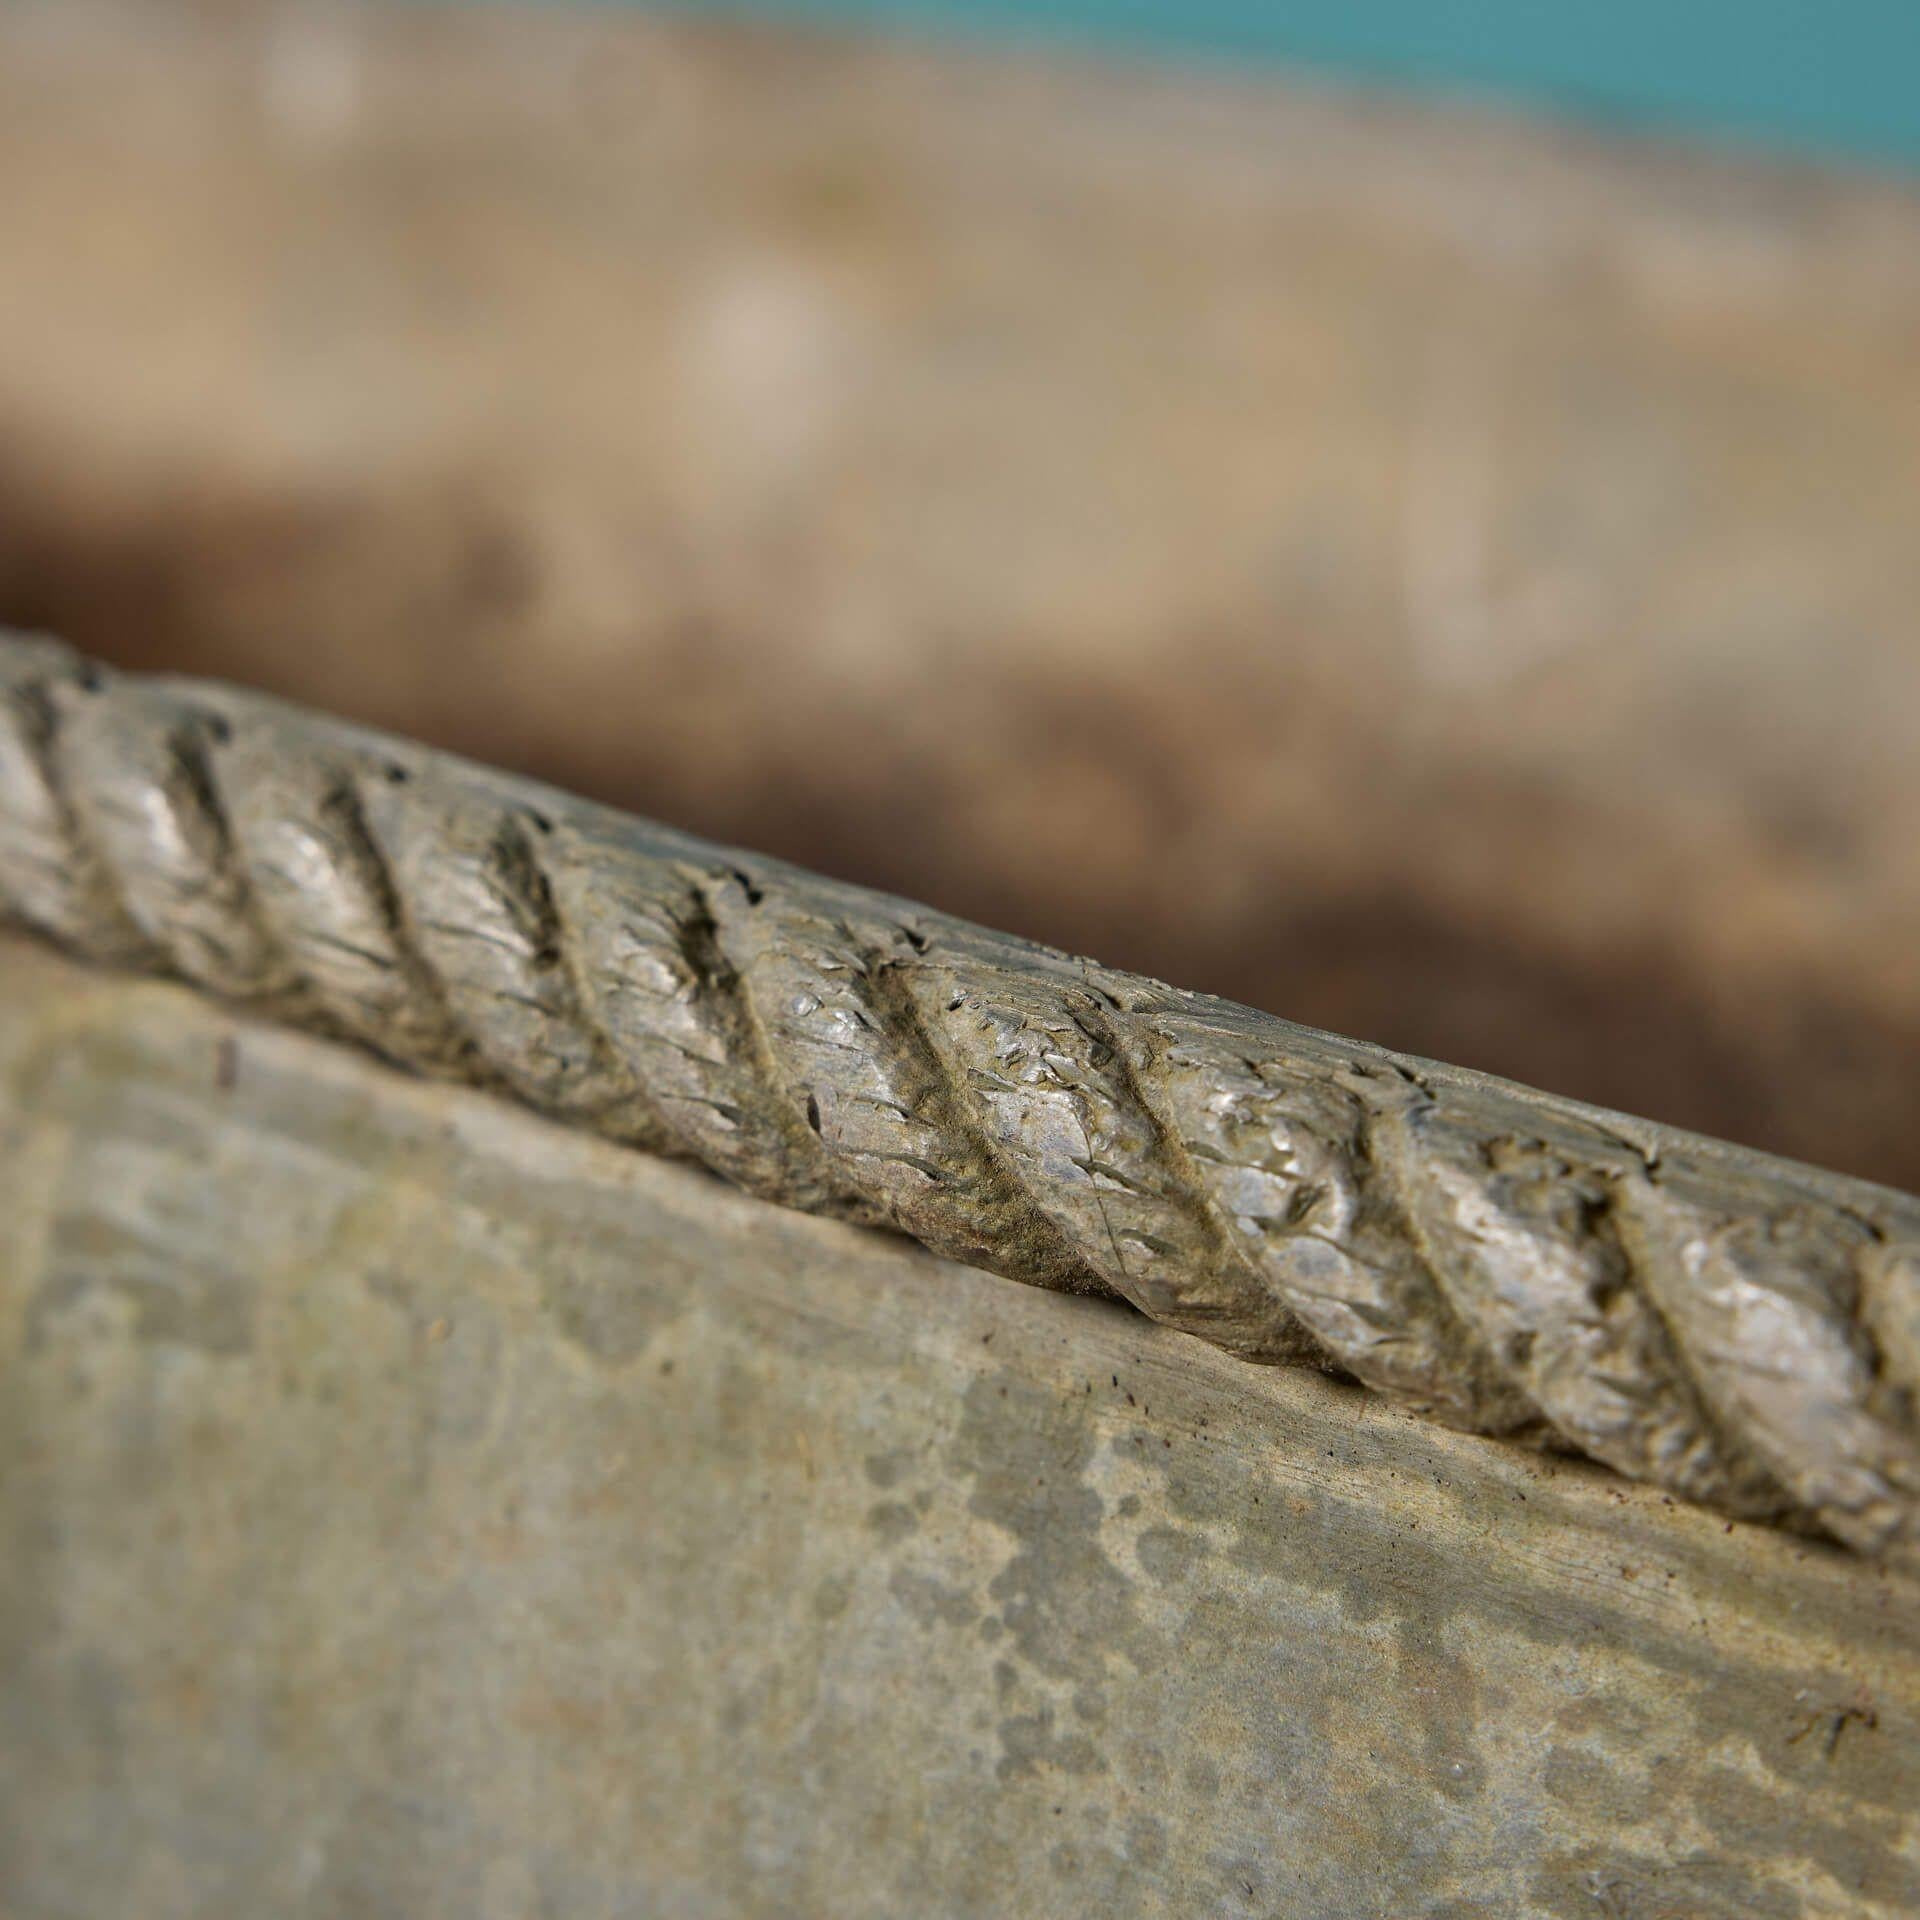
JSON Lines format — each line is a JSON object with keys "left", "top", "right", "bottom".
{"left": 4, "top": 630, "right": 1920, "bottom": 1567}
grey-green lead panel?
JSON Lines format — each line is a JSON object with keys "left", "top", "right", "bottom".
{"left": 1, "top": 940, "right": 1916, "bottom": 1917}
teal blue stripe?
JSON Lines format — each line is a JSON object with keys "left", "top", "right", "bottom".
{"left": 651, "top": 0, "right": 1920, "bottom": 168}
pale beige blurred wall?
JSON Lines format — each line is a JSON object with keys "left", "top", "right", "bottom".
{"left": 3, "top": 0, "right": 1919, "bottom": 1183}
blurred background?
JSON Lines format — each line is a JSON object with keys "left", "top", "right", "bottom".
{"left": 2, "top": 0, "right": 1917, "bottom": 1185}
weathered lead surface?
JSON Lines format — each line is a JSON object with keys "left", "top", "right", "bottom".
{"left": 5, "top": 633, "right": 1920, "bottom": 1567}
{"left": 1, "top": 939, "right": 1918, "bottom": 1918}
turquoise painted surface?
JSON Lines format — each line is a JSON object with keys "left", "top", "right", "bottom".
{"left": 658, "top": 0, "right": 1920, "bottom": 167}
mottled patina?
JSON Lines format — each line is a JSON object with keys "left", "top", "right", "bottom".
{"left": 1, "top": 942, "right": 1916, "bottom": 1916}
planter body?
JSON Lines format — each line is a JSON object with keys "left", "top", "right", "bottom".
{"left": 1, "top": 939, "right": 1915, "bottom": 1918}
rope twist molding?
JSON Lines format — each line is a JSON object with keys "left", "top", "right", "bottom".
{"left": 5, "top": 631, "right": 1919, "bottom": 1567}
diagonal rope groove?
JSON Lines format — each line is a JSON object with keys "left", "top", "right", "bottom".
{"left": 3, "top": 629, "right": 1919, "bottom": 1567}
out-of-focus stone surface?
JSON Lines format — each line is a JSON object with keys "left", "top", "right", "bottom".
{"left": 2, "top": 936, "right": 1919, "bottom": 1917}
{"left": 2, "top": 4, "right": 1920, "bottom": 1184}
